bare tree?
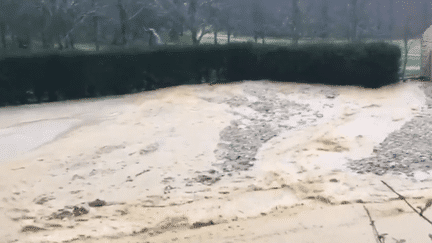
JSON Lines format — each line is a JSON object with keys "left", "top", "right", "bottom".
{"left": 0, "top": 0, "right": 52, "bottom": 51}
{"left": 52, "top": 0, "right": 76, "bottom": 50}
{"left": 7, "top": 0, "right": 43, "bottom": 50}
{"left": 188, "top": 0, "right": 209, "bottom": 45}
{"left": 38, "top": 0, "right": 94, "bottom": 50}
{"left": 168, "top": 0, "right": 185, "bottom": 42}
{"left": 160, "top": 0, "right": 222, "bottom": 45}
{"left": 347, "top": 0, "right": 358, "bottom": 42}
{"left": 0, "top": 0, "right": 16, "bottom": 50}
{"left": 388, "top": 0, "right": 394, "bottom": 39}
{"left": 143, "top": 27, "right": 163, "bottom": 46}
{"left": 251, "top": 0, "right": 265, "bottom": 44}
{"left": 290, "top": 0, "right": 301, "bottom": 45}
{"left": 375, "top": 1, "right": 384, "bottom": 39}
{"left": 344, "top": 0, "right": 374, "bottom": 42}
{"left": 218, "top": 0, "right": 240, "bottom": 43}
{"left": 356, "top": 0, "right": 374, "bottom": 41}
{"left": 112, "top": 0, "right": 127, "bottom": 45}
{"left": 314, "top": 0, "right": 331, "bottom": 41}
{"left": 204, "top": 0, "right": 227, "bottom": 45}
{"left": 110, "top": 0, "right": 167, "bottom": 47}
{"left": 219, "top": 0, "right": 252, "bottom": 43}
{"left": 91, "top": 0, "right": 100, "bottom": 51}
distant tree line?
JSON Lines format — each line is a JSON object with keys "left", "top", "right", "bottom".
{"left": 0, "top": 0, "right": 431, "bottom": 52}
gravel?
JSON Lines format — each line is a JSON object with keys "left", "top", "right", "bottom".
{"left": 210, "top": 83, "right": 338, "bottom": 172}
{"left": 211, "top": 81, "right": 432, "bottom": 179}
{"left": 346, "top": 97, "right": 432, "bottom": 178}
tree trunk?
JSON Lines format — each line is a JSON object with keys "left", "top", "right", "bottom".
{"left": 92, "top": 0, "right": 100, "bottom": 51}
{"left": 227, "top": 28, "right": 231, "bottom": 43}
{"left": 401, "top": 38, "right": 409, "bottom": 79}
{"left": 291, "top": 0, "right": 300, "bottom": 45}
{"left": 92, "top": 17, "right": 99, "bottom": 51}
{"left": 348, "top": 0, "right": 358, "bottom": 43}
{"left": 189, "top": 0, "right": 198, "bottom": 45}
{"left": 0, "top": 22, "right": 6, "bottom": 49}
{"left": 292, "top": 33, "right": 299, "bottom": 46}
{"left": 64, "top": 34, "right": 74, "bottom": 49}
{"left": 169, "top": 28, "right": 179, "bottom": 42}
{"left": 18, "top": 34, "right": 31, "bottom": 49}
{"left": 116, "top": 0, "right": 127, "bottom": 46}
{"left": 41, "top": 32, "right": 51, "bottom": 49}
{"left": 191, "top": 29, "right": 199, "bottom": 45}
{"left": 56, "top": 35, "right": 63, "bottom": 50}
{"left": 214, "top": 31, "right": 217, "bottom": 45}
{"left": 388, "top": 0, "right": 394, "bottom": 39}
{"left": 148, "top": 29, "right": 155, "bottom": 46}
{"left": 93, "top": 22, "right": 100, "bottom": 51}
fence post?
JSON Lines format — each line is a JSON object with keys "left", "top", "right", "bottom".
{"left": 421, "top": 30, "right": 432, "bottom": 81}
{"left": 430, "top": 50, "right": 432, "bottom": 81}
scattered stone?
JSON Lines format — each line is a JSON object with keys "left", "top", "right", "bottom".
{"left": 132, "top": 228, "right": 148, "bottom": 235}
{"left": 155, "top": 216, "right": 189, "bottom": 231}
{"left": 21, "top": 225, "right": 46, "bottom": 233}
{"left": 225, "top": 96, "right": 249, "bottom": 107}
{"left": 72, "top": 174, "right": 85, "bottom": 180}
{"left": 11, "top": 167, "right": 25, "bottom": 171}
{"left": 96, "top": 144, "right": 126, "bottom": 154}
{"left": 140, "top": 143, "right": 159, "bottom": 155}
{"left": 315, "top": 195, "right": 332, "bottom": 204}
{"left": 115, "top": 210, "right": 128, "bottom": 216}
{"left": 164, "top": 185, "right": 175, "bottom": 194}
{"left": 194, "top": 174, "right": 221, "bottom": 186}
{"left": 136, "top": 169, "right": 150, "bottom": 177}
{"left": 50, "top": 210, "right": 73, "bottom": 220}
{"left": 190, "top": 220, "right": 214, "bottom": 229}
{"left": 45, "top": 223, "right": 63, "bottom": 228}
{"left": 33, "top": 194, "right": 55, "bottom": 205}
{"left": 73, "top": 205, "right": 89, "bottom": 217}
{"left": 247, "top": 184, "right": 262, "bottom": 191}
{"left": 161, "top": 177, "right": 175, "bottom": 184}
{"left": 88, "top": 199, "right": 107, "bottom": 207}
